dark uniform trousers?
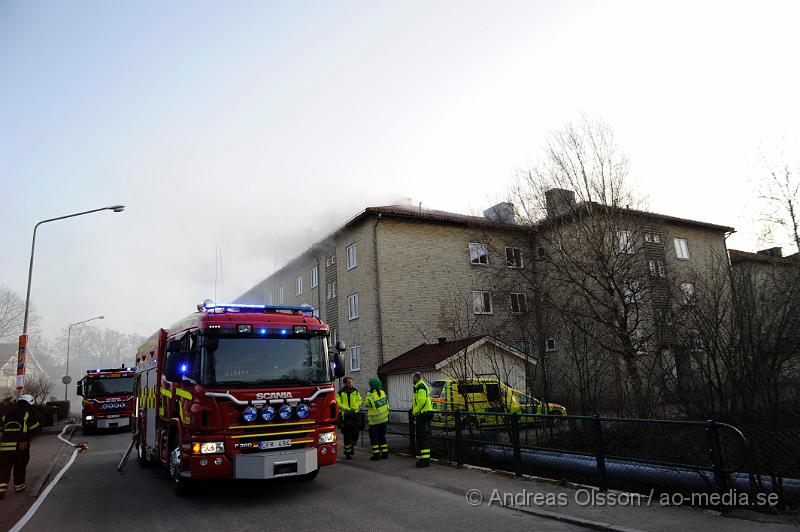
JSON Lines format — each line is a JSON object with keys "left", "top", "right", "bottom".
{"left": 0, "top": 441, "right": 31, "bottom": 497}
{"left": 415, "top": 412, "right": 432, "bottom": 460}
{"left": 368, "top": 422, "right": 388, "bottom": 456}
{"left": 342, "top": 413, "right": 361, "bottom": 456}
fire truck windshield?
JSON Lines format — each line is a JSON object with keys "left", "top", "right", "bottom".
{"left": 201, "top": 336, "right": 331, "bottom": 387}
{"left": 84, "top": 377, "right": 134, "bottom": 397}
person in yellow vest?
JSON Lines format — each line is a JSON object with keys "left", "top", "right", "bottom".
{"left": 0, "top": 394, "right": 40, "bottom": 498}
{"left": 336, "top": 377, "right": 362, "bottom": 459}
{"left": 411, "top": 372, "right": 433, "bottom": 467}
{"left": 365, "top": 376, "right": 390, "bottom": 461}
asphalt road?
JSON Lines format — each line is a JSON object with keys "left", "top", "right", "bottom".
{"left": 19, "top": 430, "right": 582, "bottom": 532}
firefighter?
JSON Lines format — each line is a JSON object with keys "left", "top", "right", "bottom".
{"left": 0, "top": 394, "right": 40, "bottom": 499}
{"left": 365, "top": 376, "right": 390, "bottom": 461}
{"left": 411, "top": 372, "right": 433, "bottom": 467}
{"left": 336, "top": 377, "right": 362, "bottom": 459}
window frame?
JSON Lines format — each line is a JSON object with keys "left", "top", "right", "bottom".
{"left": 469, "top": 242, "right": 489, "bottom": 266}
{"left": 617, "top": 230, "right": 635, "bottom": 255}
{"left": 311, "top": 266, "right": 318, "bottom": 288}
{"left": 648, "top": 259, "right": 666, "bottom": 278}
{"left": 278, "top": 286, "right": 284, "bottom": 304}
{"left": 545, "top": 338, "right": 556, "bottom": 352}
{"left": 347, "top": 293, "right": 359, "bottom": 320}
{"left": 505, "top": 246, "right": 523, "bottom": 268}
{"left": 346, "top": 243, "right": 357, "bottom": 270}
{"left": 349, "top": 345, "right": 361, "bottom": 372}
{"left": 295, "top": 275, "right": 303, "bottom": 296}
{"left": 472, "top": 290, "right": 493, "bottom": 315}
{"left": 326, "top": 281, "right": 337, "bottom": 300}
{"left": 680, "top": 282, "right": 696, "bottom": 305}
{"left": 513, "top": 339, "right": 532, "bottom": 356}
{"left": 510, "top": 292, "right": 528, "bottom": 314}
{"left": 674, "top": 238, "right": 690, "bottom": 260}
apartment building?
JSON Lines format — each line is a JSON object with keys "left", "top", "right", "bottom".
{"left": 236, "top": 192, "right": 735, "bottom": 404}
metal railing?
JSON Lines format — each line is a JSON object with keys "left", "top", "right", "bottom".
{"left": 373, "top": 408, "right": 798, "bottom": 508}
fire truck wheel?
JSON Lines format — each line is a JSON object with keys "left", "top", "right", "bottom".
{"left": 169, "top": 446, "right": 192, "bottom": 496}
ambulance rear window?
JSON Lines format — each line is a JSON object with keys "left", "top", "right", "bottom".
{"left": 431, "top": 381, "right": 445, "bottom": 398}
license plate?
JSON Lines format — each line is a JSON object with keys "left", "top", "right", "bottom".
{"left": 106, "top": 415, "right": 120, "bottom": 419}
{"left": 259, "top": 439, "right": 291, "bottom": 450}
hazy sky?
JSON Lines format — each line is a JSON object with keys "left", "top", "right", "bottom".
{"left": 2, "top": 1, "right": 799, "bottom": 342}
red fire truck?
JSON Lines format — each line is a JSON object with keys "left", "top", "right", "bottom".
{"left": 77, "top": 367, "right": 136, "bottom": 434}
{"left": 133, "top": 300, "right": 345, "bottom": 494}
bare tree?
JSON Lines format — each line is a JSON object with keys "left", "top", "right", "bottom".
{"left": 0, "top": 285, "right": 25, "bottom": 341}
{"left": 24, "top": 373, "right": 54, "bottom": 405}
{"left": 510, "top": 116, "right": 667, "bottom": 417}
{"left": 757, "top": 148, "right": 800, "bottom": 253}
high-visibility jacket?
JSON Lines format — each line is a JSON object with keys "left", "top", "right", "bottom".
{"left": 365, "top": 389, "right": 390, "bottom": 425}
{"left": 412, "top": 379, "right": 433, "bottom": 416}
{"left": 336, "top": 387, "right": 362, "bottom": 414}
{"left": 1, "top": 402, "right": 40, "bottom": 452}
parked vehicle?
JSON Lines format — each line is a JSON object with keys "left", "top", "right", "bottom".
{"left": 430, "top": 377, "right": 566, "bottom": 430}
{"left": 132, "top": 300, "right": 346, "bottom": 494}
{"left": 77, "top": 367, "right": 135, "bottom": 434}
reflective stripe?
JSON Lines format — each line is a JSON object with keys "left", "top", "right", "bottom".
{"left": 160, "top": 387, "right": 172, "bottom": 398}
{"left": 175, "top": 388, "right": 192, "bottom": 400}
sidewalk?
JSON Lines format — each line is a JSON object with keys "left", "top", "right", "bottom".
{"left": 350, "top": 437, "right": 798, "bottom": 531}
{"left": 0, "top": 423, "right": 76, "bottom": 532}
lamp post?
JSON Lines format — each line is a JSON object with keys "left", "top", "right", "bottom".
{"left": 64, "top": 315, "right": 104, "bottom": 401}
{"left": 16, "top": 205, "right": 125, "bottom": 396}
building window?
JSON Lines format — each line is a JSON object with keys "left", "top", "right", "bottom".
{"left": 327, "top": 281, "right": 337, "bottom": 300}
{"left": 349, "top": 345, "right": 361, "bottom": 372}
{"left": 472, "top": 291, "right": 493, "bottom": 314}
{"left": 347, "top": 293, "right": 359, "bottom": 320}
{"left": 346, "top": 244, "right": 357, "bottom": 270}
{"left": 680, "top": 282, "right": 695, "bottom": 305}
{"left": 278, "top": 286, "right": 284, "bottom": 304}
{"left": 510, "top": 293, "right": 528, "bottom": 314}
{"left": 617, "top": 230, "right": 634, "bottom": 254}
{"left": 644, "top": 233, "right": 662, "bottom": 244}
{"left": 545, "top": 338, "right": 556, "bottom": 352}
{"left": 648, "top": 259, "right": 666, "bottom": 278}
{"left": 311, "top": 266, "right": 318, "bottom": 288}
{"left": 674, "top": 238, "right": 690, "bottom": 260}
{"left": 295, "top": 275, "right": 303, "bottom": 296}
{"left": 513, "top": 340, "right": 532, "bottom": 356}
{"left": 506, "top": 247, "right": 523, "bottom": 268}
{"left": 325, "top": 254, "right": 336, "bottom": 267}
{"left": 469, "top": 243, "right": 489, "bottom": 265}
{"left": 329, "top": 328, "right": 337, "bottom": 349}
{"left": 623, "top": 279, "right": 641, "bottom": 303}
{"left": 536, "top": 246, "right": 547, "bottom": 259}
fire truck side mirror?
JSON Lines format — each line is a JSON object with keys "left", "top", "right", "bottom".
{"left": 332, "top": 353, "right": 346, "bottom": 379}
{"left": 336, "top": 340, "right": 346, "bottom": 352}
{"left": 76, "top": 383, "right": 83, "bottom": 397}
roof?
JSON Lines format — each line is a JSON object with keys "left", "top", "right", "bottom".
{"left": 729, "top": 249, "right": 800, "bottom": 265}
{"left": 378, "top": 336, "right": 485, "bottom": 374}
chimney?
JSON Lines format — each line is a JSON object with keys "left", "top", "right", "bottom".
{"left": 545, "top": 188, "right": 576, "bottom": 218}
{"left": 757, "top": 247, "right": 783, "bottom": 258}
{"left": 437, "top": 337, "right": 447, "bottom": 344}
{"left": 483, "top": 202, "right": 516, "bottom": 224}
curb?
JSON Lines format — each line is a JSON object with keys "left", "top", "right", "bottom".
{"left": 33, "top": 424, "right": 78, "bottom": 496}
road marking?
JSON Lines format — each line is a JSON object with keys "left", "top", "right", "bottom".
{"left": 9, "top": 425, "right": 80, "bottom": 532}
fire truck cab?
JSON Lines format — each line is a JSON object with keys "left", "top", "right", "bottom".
{"left": 133, "top": 300, "right": 346, "bottom": 495}
{"left": 77, "top": 367, "right": 136, "bottom": 434}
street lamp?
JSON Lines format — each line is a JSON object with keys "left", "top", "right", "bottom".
{"left": 16, "top": 205, "right": 125, "bottom": 396}
{"left": 64, "top": 315, "right": 104, "bottom": 401}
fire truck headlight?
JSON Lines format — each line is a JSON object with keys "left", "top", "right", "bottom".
{"left": 243, "top": 406, "right": 258, "bottom": 422}
{"left": 319, "top": 431, "right": 336, "bottom": 444}
{"left": 279, "top": 404, "right": 293, "bottom": 420}
{"left": 261, "top": 405, "right": 276, "bottom": 421}
{"left": 199, "top": 442, "right": 225, "bottom": 454}
{"left": 296, "top": 403, "right": 309, "bottom": 419}
{"left": 84, "top": 415, "right": 94, "bottom": 421}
